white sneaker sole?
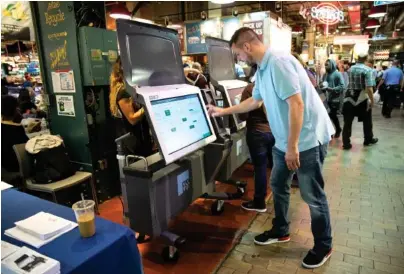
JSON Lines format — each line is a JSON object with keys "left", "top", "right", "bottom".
{"left": 241, "top": 204, "right": 267, "bottom": 213}
{"left": 254, "top": 236, "right": 290, "bottom": 246}
{"left": 302, "top": 250, "right": 332, "bottom": 269}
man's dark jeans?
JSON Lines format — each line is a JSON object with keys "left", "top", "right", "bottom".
{"left": 343, "top": 106, "right": 374, "bottom": 146}
{"left": 384, "top": 85, "right": 401, "bottom": 116}
{"left": 270, "top": 144, "right": 332, "bottom": 253}
{"left": 246, "top": 130, "right": 275, "bottom": 203}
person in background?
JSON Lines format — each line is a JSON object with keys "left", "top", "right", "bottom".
{"left": 18, "top": 89, "right": 37, "bottom": 116}
{"left": 208, "top": 28, "right": 334, "bottom": 269}
{"left": 234, "top": 56, "right": 246, "bottom": 78}
{"left": 1, "top": 95, "right": 29, "bottom": 175}
{"left": 2, "top": 77, "right": 9, "bottom": 95}
{"left": 239, "top": 65, "right": 275, "bottom": 212}
{"left": 344, "top": 61, "right": 351, "bottom": 73}
{"left": 22, "top": 72, "right": 33, "bottom": 89}
{"left": 376, "top": 60, "right": 404, "bottom": 118}
{"left": 184, "top": 62, "right": 208, "bottom": 90}
{"left": 342, "top": 53, "right": 378, "bottom": 150}
{"left": 322, "top": 59, "right": 345, "bottom": 138}
{"left": 109, "top": 56, "right": 153, "bottom": 157}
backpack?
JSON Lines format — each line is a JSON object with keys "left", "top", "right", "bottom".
{"left": 25, "top": 135, "right": 75, "bottom": 184}
{"left": 32, "top": 145, "right": 76, "bottom": 184}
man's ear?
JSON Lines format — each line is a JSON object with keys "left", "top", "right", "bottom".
{"left": 243, "top": 42, "right": 251, "bottom": 53}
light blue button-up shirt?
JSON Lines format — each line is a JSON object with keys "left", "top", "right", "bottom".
{"left": 252, "top": 49, "right": 335, "bottom": 153}
{"left": 383, "top": 66, "right": 404, "bottom": 86}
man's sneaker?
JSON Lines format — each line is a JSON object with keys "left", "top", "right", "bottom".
{"left": 241, "top": 200, "right": 267, "bottom": 213}
{"left": 364, "top": 138, "right": 378, "bottom": 146}
{"left": 302, "top": 249, "right": 333, "bottom": 269}
{"left": 254, "top": 229, "right": 290, "bottom": 246}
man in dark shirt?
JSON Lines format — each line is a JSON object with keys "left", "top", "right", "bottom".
{"left": 239, "top": 83, "right": 275, "bottom": 212}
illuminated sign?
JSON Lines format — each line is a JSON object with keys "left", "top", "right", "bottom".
{"left": 311, "top": 3, "right": 344, "bottom": 25}
{"left": 374, "top": 1, "right": 404, "bottom": 6}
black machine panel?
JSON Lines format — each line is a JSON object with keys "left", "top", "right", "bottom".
{"left": 116, "top": 19, "right": 186, "bottom": 91}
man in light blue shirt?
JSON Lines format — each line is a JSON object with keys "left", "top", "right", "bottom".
{"left": 207, "top": 28, "right": 334, "bottom": 269}
{"left": 376, "top": 60, "right": 404, "bottom": 118}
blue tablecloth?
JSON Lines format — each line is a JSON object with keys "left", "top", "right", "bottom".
{"left": 1, "top": 189, "right": 143, "bottom": 274}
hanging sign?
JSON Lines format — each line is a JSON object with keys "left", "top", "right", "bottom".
{"left": 1, "top": 2, "right": 35, "bottom": 41}
{"left": 311, "top": 3, "right": 344, "bottom": 25}
{"left": 186, "top": 22, "right": 206, "bottom": 54}
{"left": 243, "top": 20, "right": 264, "bottom": 41}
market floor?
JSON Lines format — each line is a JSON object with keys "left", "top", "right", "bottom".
{"left": 99, "top": 156, "right": 273, "bottom": 274}
{"left": 216, "top": 108, "right": 404, "bottom": 274}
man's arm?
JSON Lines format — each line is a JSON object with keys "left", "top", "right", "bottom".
{"left": 286, "top": 93, "right": 304, "bottom": 153}
{"left": 376, "top": 79, "right": 384, "bottom": 90}
{"left": 365, "top": 69, "right": 374, "bottom": 109}
{"left": 207, "top": 97, "right": 262, "bottom": 117}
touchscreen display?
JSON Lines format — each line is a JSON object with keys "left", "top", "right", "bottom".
{"left": 151, "top": 94, "right": 212, "bottom": 155}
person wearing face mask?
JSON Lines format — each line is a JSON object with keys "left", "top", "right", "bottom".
{"left": 322, "top": 59, "right": 345, "bottom": 138}
{"left": 207, "top": 28, "right": 334, "bottom": 269}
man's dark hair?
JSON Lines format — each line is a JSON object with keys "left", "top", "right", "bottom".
{"left": 367, "top": 57, "right": 374, "bottom": 65}
{"left": 229, "top": 27, "right": 260, "bottom": 47}
{"left": 1, "top": 95, "right": 18, "bottom": 120}
{"left": 392, "top": 59, "right": 400, "bottom": 66}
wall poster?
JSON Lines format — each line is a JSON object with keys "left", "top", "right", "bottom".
{"left": 56, "top": 95, "right": 75, "bottom": 117}
{"left": 51, "top": 70, "right": 75, "bottom": 93}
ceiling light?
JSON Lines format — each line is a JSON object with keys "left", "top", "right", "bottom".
{"left": 366, "top": 19, "right": 381, "bottom": 29}
{"left": 210, "top": 0, "right": 234, "bottom": 4}
{"left": 369, "top": 6, "right": 387, "bottom": 18}
{"left": 109, "top": 3, "right": 131, "bottom": 20}
{"left": 336, "top": 29, "right": 339, "bottom": 33}
{"left": 342, "top": 32, "right": 346, "bottom": 35}
{"left": 133, "top": 17, "right": 154, "bottom": 24}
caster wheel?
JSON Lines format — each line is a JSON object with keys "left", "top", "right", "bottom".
{"left": 162, "top": 246, "right": 180, "bottom": 262}
{"left": 136, "top": 234, "right": 147, "bottom": 243}
{"left": 237, "top": 186, "right": 246, "bottom": 196}
{"left": 211, "top": 200, "right": 224, "bottom": 215}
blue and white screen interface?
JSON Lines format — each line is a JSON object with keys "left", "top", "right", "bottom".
{"left": 151, "top": 94, "right": 212, "bottom": 155}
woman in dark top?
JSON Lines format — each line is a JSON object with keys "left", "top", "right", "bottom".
{"left": 1, "top": 95, "right": 29, "bottom": 173}
{"left": 109, "top": 57, "right": 152, "bottom": 157}
{"left": 238, "top": 66, "right": 275, "bottom": 213}
{"left": 18, "top": 88, "right": 37, "bottom": 115}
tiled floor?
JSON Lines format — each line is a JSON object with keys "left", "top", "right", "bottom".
{"left": 216, "top": 108, "right": 404, "bottom": 274}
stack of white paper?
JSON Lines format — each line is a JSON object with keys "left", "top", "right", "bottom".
{"left": 4, "top": 212, "right": 77, "bottom": 248}
{"left": 1, "top": 181, "right": 13, "bottom": 191}
{"left": 1, "top": 242, "right": 20, "bottom": 260}
{"left": 1, "top": 246, "right": 60, "bottom": 274}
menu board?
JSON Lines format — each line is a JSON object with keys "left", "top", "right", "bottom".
{"left": 186, "top": 22, "right": 206, "bottom": 54}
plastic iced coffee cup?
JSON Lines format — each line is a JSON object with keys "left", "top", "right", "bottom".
{"left": 72, "top": 200, "right": 96, "bottom": 238}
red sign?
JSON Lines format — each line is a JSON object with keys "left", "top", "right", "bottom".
{"left": 311, "top": 3, "right": 344, "bottom": 25}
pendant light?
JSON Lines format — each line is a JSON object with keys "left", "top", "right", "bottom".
{"left": 366, "top": 18, "right": 381, "bottom": 29}
{"left": 109, "top": 2, "right": 131, "bottom": 20}
{"left": 368, "top": 5, "right": 387, "bottom": 18}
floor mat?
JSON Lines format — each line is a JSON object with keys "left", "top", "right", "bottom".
{"left": 99, "top": 164, "right": 272, "bottom": 274}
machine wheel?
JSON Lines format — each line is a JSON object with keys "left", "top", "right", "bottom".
{"left": 237, "top": 185, "right": 246, "bottom": 196}
{"left": 211, "top": 200, "right": 225, "bottom": 215}
{"left": 136, "top": 234, "right": 147, "bottom": 243}
{"left": 162, "top": 246, "right": 180, "bottom": 262}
